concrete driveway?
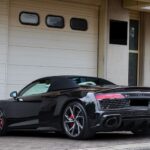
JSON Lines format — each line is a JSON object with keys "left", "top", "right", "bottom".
{"left": 0, "top": 131, "right": 150, "bottom": 150}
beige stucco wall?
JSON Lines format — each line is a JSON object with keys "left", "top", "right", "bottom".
{"left": 0, "top": 0, "right": 9, "bottom": 99}
{"left": 143, "top": 13, "right": 150, "bottom": 86}
{"left": 106, "top": 0, "right": 129, "bottom": 85}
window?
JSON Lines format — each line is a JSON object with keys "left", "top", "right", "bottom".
{"left": 46, "top": 15, "right": 64, "bottom": 28}
{"left": 129, "top": 53, "right": 138, "bottom": 86}
{"left": 19, "top": 11, "right": 40, "bottom": 26}
{"left": 109, "top": 20, "right": 128, "bottom": 45}
{"left": 70, "top": 18, "right": 88, "bottom": 31}
{"left": 71, "top": 77, "right": 114, "bottom": 86}
{"left": 128, "top": 20, "right": 139, "bottom": 86}
{"left": 129, "top": 20, "right": 139, "bottom": 50}
{"left": 19, "top": 80, "right": 51, "bottom": 97}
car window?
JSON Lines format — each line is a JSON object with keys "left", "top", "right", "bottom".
{"left": 71, "top": 77, "right": 82, "bottom": 84}
{"left": 71, "top": 77, "right": 114, "bottom": 86}
{"left": 19, "top": 80, "right": 51, "bottom": 97}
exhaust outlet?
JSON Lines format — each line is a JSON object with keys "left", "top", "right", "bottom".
{"left": 105, "top": 117, "right": 118, "bottom": 128}
{"left": 103, "top": 115, "right": 121, "bottom": 129}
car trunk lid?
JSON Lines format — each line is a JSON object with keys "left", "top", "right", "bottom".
{"left": 94, "top": 86, "right": 150, "bottom": 110}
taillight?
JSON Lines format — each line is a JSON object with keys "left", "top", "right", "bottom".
{"left": 95, "top": 93, "right": 125, "bottom": 100}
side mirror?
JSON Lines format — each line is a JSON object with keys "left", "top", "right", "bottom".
{"left": 10, "top": 91, "right": 18, "bottom": 99}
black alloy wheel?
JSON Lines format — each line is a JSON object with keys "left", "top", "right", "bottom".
{"left": 62, "top": 102, "right": 95, "bottom": 139}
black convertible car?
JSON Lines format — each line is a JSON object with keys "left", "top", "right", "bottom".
{"left": 0, "top": 75, "right": 150, "bottom": 139}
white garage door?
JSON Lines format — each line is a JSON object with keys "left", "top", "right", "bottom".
{"left": 7, "top": 0, "right": 98, "bottom": 94}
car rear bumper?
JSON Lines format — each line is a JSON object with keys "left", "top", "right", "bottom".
{"left": 91, "top": 108, "right": 150, "bottom": 132}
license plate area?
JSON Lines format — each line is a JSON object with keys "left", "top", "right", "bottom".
{"left": 129, "top": 99, "right": 149, "bottom": 106}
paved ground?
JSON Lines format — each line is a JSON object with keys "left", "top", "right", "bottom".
{"left": 0, "top": 131, "right": 150, "bottom": 150}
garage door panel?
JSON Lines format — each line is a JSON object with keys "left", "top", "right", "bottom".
{"left": 0, "top": 84, "right": 6, "bottom": 99}
{"left": 8, "top": 0, "right": 98, "bottom": 94}
{"left": 0, "top": 44, "right": 7, "bottom": 55}
{"left": 0, "top": 55, "right": 7, "bottom": 64}
{"left": 9, "top": 46, "right": 96, "bottom": 54}
{"left": 11, "top": 0, "right": 98, "bottom": 18}
{"left": 0, "top": 64, "right": 6, "bottom": 84}
{"left": 9, "top": 27, "right": 97, "bottom": 40}
{"left": 9, "top": 32, "right": 97, "bottom": 46}
{"left": 10, "top": 19, "right": 98, "bottom": 35}
{"left": 10, "top": 2, "right": 98, "bottom": 34}
{"left": 7, "top": 65, "right": 96, "bottom": 85}
{"left": 9, "top": 46, "right": 96, "bottom": 58}
{"left": 8, "top": 52, "right": 96, "bottom": 68}
{"left": 9, "top": 43, "right": 97, "bottom": 53}
{"left": 9, "top": 34, "right": 97, "bottom": 52}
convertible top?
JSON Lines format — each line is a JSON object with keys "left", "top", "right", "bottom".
{"left": 30, "top": 75, "right": 115, "bottom": 92}
{"left": 50, "top": 77, "right": 79, "bottom": 91}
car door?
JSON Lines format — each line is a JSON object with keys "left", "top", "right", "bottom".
{"left": 8, "top": 79, "right": 51, "bottom": 129}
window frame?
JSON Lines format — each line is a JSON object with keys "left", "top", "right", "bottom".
{"left": 70, "top": 17, "right": 88, "bottom": 31}
{"left": 19, "top": 11, "right": 40, "bottom": 26}
{"left": 45, "top": 15, "right": 65, "bottom": 29}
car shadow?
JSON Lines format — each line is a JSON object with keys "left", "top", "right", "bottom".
{"left": 5, "top": 131, "right": 149, "bottom": 141}
{"left": 93, "top": 132, "right": 148, "bottom": 141}
{"left": 6, "top": 130, "right": 66, "bottom": 139}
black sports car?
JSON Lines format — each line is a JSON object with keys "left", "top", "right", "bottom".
{"left": 0, "top": 75, "right": 150, "bottom": 139}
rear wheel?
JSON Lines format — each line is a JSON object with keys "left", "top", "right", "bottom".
{"left": 62, "top": 102, "right": 95, "bottom": 139}
{"left": 0, "top": 110, "right": 7, "bottom": 136}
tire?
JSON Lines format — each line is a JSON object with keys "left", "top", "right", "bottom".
{"left": 62, "top": 101, "right": 95, "bottom": 140}
{"left": 0, "top": 110, "right": 7, "bottom": 136}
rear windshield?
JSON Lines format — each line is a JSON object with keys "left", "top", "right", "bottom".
{"left": 70, "top": 77, "right": 115, "bottom": 87}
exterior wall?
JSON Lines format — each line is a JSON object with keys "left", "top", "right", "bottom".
{"left": 106, "top": 0, "right": 129, "bottom": 85}
{"left": 0, "top": 0, "right": 9, "bottom": 99}
{"left": 143, "top": 13, "right": 150, "bottom": 86}
{"left": 6, "top": 0, "right": 98, "bottom": 96}
{"left": 98, "top": 0, "right": 108, "bottom": 78}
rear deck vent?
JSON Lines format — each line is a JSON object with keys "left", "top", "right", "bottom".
{"left": 130, "top": 99, "right": 149, "bottom": 106}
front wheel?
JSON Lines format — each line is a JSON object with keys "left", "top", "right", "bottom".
{"left": 62, "top": 102, "right": 95, "bottom": 140}
{"left": 0, "top": 110, "right": 7, "bottom": 136}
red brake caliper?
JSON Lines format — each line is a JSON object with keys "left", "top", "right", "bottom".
{"left": 69, "top": 114, "right": 75, "bottom": 127}
{"left": 0, "top": 118, "right": 4, "bottom": 129}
